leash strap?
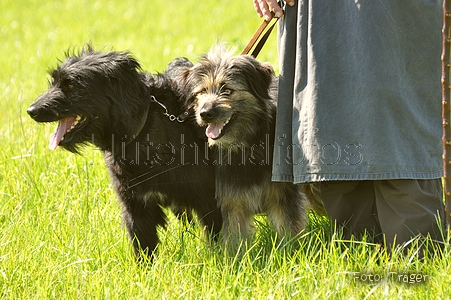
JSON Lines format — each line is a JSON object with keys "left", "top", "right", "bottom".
{"left": 241, "top": 11, "right": 279, "bottom": 58}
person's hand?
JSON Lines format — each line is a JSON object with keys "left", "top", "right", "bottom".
{"left": 253, "top": 0, "right": 296, "bottom": 21}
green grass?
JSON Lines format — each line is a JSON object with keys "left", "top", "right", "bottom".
{"left": 1, "top": 0, "right": 450, "bottom": 298}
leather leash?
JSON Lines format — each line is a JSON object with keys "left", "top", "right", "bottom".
{"left": 241, "top": 11, "right": 279, "bottom": 58}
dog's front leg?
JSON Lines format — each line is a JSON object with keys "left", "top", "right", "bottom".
{"left": 120, "top": 198, "right": 166, "bottom": 262}
{"left": 266, "top": 183, "right": 309, "bottom": 239}
{"left": 192, "top": 199, "right": 223, "bottom": 240}
{"left": 220, "top": 199, "right": 254, "bottom": 252}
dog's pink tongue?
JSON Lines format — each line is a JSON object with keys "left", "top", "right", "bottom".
{"left": 49, "top": 117, "right": 74, "bottom": 150}
{"left": 206, "top": 123, "right": 224, "bottom": 139}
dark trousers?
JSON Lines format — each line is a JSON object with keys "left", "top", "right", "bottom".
{"left": 320, "top": 179, "right": 445, "bottom": 246}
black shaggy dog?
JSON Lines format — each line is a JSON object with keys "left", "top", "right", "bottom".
{"left": 182, "top": 45, "right": 323, "bottom": 248}
{"left": 27, "top": 46, "right": 222, "bottom": 261}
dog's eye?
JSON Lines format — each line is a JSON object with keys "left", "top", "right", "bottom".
{"left": 60, "top": 79, "right": 74, "bottom": 91}
{"left": 197, "top": 88, "right": 207, "bottom": 95}
{"left": 221, "top": 88, "right": 233, "bottom": 96}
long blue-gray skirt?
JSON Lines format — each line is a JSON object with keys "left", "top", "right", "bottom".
{"left": 272, "top": 0, "right": 443, "bottom": 184}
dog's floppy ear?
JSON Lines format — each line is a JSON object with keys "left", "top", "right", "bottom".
{"left": 178, "top": 66, "right": 198, "bottom": 109}
{"left": 252, "top": 59, "right": 275, "bottom": 87}
{"left": 234, "top": 56, "right": 275, "bottom": 100}
{"left": 100, "top": 52, "right": 150, "bottom": 139}
{"left": 164, "top": 57, "right": 193, "bottom": 78}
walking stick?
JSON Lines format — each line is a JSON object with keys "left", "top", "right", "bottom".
{"left": 442, "top": 0, "right": 451, "bottom": 229}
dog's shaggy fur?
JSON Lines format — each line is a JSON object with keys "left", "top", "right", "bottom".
{"left": 182, "top": 45, "right": 320, "bottom": 246}
{"left": 27, "top": 46, "right": 222, "bottom": 261}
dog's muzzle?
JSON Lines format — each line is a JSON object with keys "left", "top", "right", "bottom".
{"left": 27, "top": 104, "right": 56, "bottom": 122}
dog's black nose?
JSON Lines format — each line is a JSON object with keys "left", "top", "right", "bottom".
{"left": 27, "top": 105, "right": 40, "bottom": 119}
{"left": 200, "top": 108, "right": 215, "bottom": 122}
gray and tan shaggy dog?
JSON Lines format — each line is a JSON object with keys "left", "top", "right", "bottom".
{"left": 182, "top": 45, "right": 322, "bottom": 248}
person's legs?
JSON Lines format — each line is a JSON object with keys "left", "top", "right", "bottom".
{"left": 374, "top": 179, "right": 445, "bottom": 247}
{"left": 320, "top": 181, "right": 382, "bottom": 240}
{"left": 320, "top": 179, "right": 445, "bottom": 248}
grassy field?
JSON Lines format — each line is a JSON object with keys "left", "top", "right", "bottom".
{"left": 1, "top": 0, "right": 450, "bottom": 298}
